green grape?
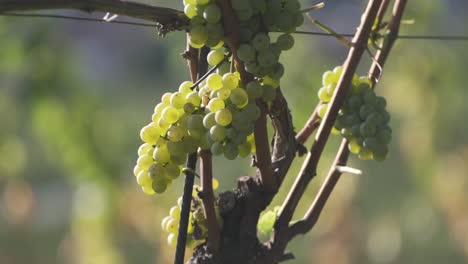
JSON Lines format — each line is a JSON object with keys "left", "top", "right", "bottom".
{"left": 348, "top": 138, "right": 361, "bottom": 154}
{"left": 375, "top": 96, "right": 387, "bottom": 110}
{"left": 140, "top": 125, "right": 161, "bottom": 144}
{"left": 252, "top": 32, "right": 270, "bottom": 50}
{"left": 348, "top": 95, "right": 363, "bottom": 112}
{"left": 184, "top": 4, "right": 197, "bottom": 19}
{"left": 137, "top": 154, "right": 154, "bottom": 171}
{"left": 199, "top": 132, "right": 214, "bottom": 149}
{"left": 317, "top": 104, "right": 328, "bottom": 118}
{"left": 210, "top": 125, "right": 226, "bottom": 141}
{"left": 207, "top": 98, "right": 225, "bottom": 112}
{"left": 138, "top": 143, "right": 153, "bottom": 156}
{"left": 207, "top": 49, "right": 225, "bottom": 66}
{"left": 133, "top": 165, "right": 143, "bottom": 177}
{"left": 285, "top": 0, "right": 301, "bottom": 13}
{"left": 237, "top": 44, "right": 256, "bottom": 62}
{"left": 257, "top": 49, "right": 278, "bottom": 68}
{"left": 277, "top": 33, "right": 295, "bottom": 50}
{"left": 190, "top": 25, "right": 208, "bottom": 45}
{"left": 170, "top": 92, "right": 187, "bottom": 109}
{"left": 182, "top": 136, "right": 199, "bottom": 153}
{"left": 186, "top": 91, "right": 202, "bottom": 107}
{"left": 170, "top": 206, "right": 181, "bottom": 219}
{"left": 359, "top": 121, "right": 377, "bottom": 137}
{"left": 236, "top": 8, "right": 253, "bottom": 21}
{"left": 190, "top": 15, "right": 205, "bottom": 27}
{"left": 203, "top": 4, "right": 222, "bottom": 23}
{"left": 183, "top": 103, "right": 196, "bottom": 114}
{"left": 179, "top": 81, "right": 194, "bottom": 94}
{"left": 261, "top": 84, "right": 277, "bottom": 102}
{"left": 148, "top": 163, "right": 167, "bottom": 181}
{"left": 216, "top": 88, "right": 231, "bottom": 100}
{"left": 246, "top": 81, "right": 263, "bottom": 99}
{"left": 363, "top": 90, "right": 377, "bottom": 105}
{"left": 152, "top": 178, "right": 168, "bottom": 193}
{"left": 142, "top": 186, "right": 156, "bottom": 195}
{"left": 222, "top": 73, "right": 239, "bottom": 90}
{"left": 244, "top": 62, "right": 261, "bottom": 74}
{"left": 202, "top": 112, "right": 216, "bottom": 129}
{"left": 215, "top": 108, "right": 233, "bottom": 126}
{"left": 158, "top": 117, "right": 171, "bottom": 133}
{"left": 137, "top": 170, "right": 153, "bottom": 187}
{"left": 363, "top": 137, "right": 379, "bottom": 152}
{"left": 161, "top": 215, "right": 172, "bottom": 230}
{"left": 211, "top": 142, "right": 224, "bottom": 155}
{"left": 187, "top": 114, "right": 204, "bottom": 130}
{"left": 238, "top": 141, "right": 252, "bottom": 157}
{"left": 322, "top": 70, "right": 337, "bottom": 86}
{"left": 366, "top": 112, "right": 384, "bottom": 126}
{"left": 376, "top": 126, "right": 392, "bottom": 144}
{"left": 257, "top": 207, "right": 280, "bottom": 235}
{"left": 224, "top": 143, "right": 239, "bottom": 160}
{"left": 217, "top": 61, "right": 231, "bottom": 75}
{"left": 207, "top": 73, "right": 223, "bottom": 90}
{"left": 166, "top": 126, "right": 184, "bottom": 142}
{"left": 230, "top": 88, "right": 248, "bottom": 107}
{"left": 162, "top": 106, "right": 179, "bottom": 124}
{"left": 167, "top": 141, "right": 185, "bottom": 156}
{"left": 188, "top": 127, "right": 204, "bottom": 139}
{"left": 358, "top": 147, "right": 373, "bottom": 160}
{"left": 154, "top": 102, "right": 165, "bottom": 114}
{"left": 270, "top": 63, "right": 285, "bottom": 80}
{"left": 293, "top": 12, "right": 304, "bottom": 27}
{"left": 276, "top": 12, "right": 293, "bottom": 31}
{"left": 165, "top": 217, "right": 178, "bottom": 233}
{"left": 171, "top": 154, "right": 187, "bottom": 165}
{"left": 161, "top": 93, "right": 173, "bottom": 105}
{"left": 239, "top": 27, "right": 254, "bottom": 42}
{"left": 153, "top": 145, "right": 171, "bottom": 164}
{"left": 262, "top": 75, "right": 279, "bottom": 88}
{"left": 318, "top": 86, "right": 332, "bottom": 102}
{"left": 189, "top": 39, "right": 205, "bottom": 49}
{"left": 372, "top": 144, "right": 388, "bottom": 161}
{"left": 359, "top": 104, "right": 375, "bottom": 120}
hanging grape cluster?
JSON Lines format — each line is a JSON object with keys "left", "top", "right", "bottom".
{"left": 318, "top": 66, "right": 392, "bottom": 161}
{"left": 161, "top": 181, "right": 221, "bottom": 247}
{"left": 184, "top": 0, "right": 225, "bottom": 49}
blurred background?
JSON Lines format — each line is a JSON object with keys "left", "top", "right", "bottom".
{"left": 1, "top": 0, "right": 467, "bottom": 263}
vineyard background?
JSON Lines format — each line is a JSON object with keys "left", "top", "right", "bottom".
{"left": 1, "top": 0, "right": 468, "bottom": 263}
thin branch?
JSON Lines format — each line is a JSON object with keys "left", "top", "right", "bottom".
{"left": 295, "top": 105, "right": 320, "bottom": 145}
{"left": 199, "top": 150, "right": 220, "bottom": 252}
{"left": 0, "top": 0, "right": 188, "bottom": 34}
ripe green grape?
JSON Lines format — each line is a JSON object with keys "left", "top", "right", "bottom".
{"left": 252, "top": 32, "right": 270, "bottom": 50}
{"left": 137, "top": 170, "right": 152, "bottom": 186}
{"left": 215, "top": 108, "right": 233, "bottom": 126}
{"left": 277, "top": 33, "right": 294, "bottom": 50}
{"left": 152, "top": 178, "right": 168, "bottom": 193}
{"left": 162, "top": 106, "right": 179, "bottom": 124}
{"left": 230, "top": 88, "right": 248, "bottom": 107}
{"left": 318, "top": 86, "right": 332, "bottom": 102}
{"left": 153, "top": 145, "right": 171, "bottom": 164}
{"left": 203, "top": 4, "right": 222, "bottom": 24}
{"left": 237, "top": 44, "right": 256, "bottom": 62}
{"left": 222, "top": 73, "right": 239, "bottom": 90}
{"left": 207, "top": 73, "right": 223, "bottom": 90}
{"left": 207, "top": 49, "right": 225, "bottom": 66}
{"left": 210, "top": 125, "right": 226, "bottom": 141}
{"left": 224, "top": 142, "right": 239, "bottom": 160}
{"left": 211, "top": 142, "right": 224, "bottom": 155}
{"left": 207, "top": 98, "right": 225, "bottom": 112}
{"left": 190, "top": 25, "right": 208, "bottom": 45}
{"left": 140, "top": 125, "right": 161, "bottom": 144}
{"left": 179, "top": 81, "right": 193, "bottom": 94}
{"left": 137, "top": 154, "right": 154, "bottom": 171}
{"left": 186, "top": 91, "right": 202, "bottom": 106}
{"left": 167, "top": 125, "right": 185, "bottom": 142}
{"left": 184, "top": 4, "right": 197, "bottom": 19}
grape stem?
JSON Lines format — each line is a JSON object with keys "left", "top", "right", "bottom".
{"left": 274, "top": 0, "right": 407, "bottom": 251}
{"left": 268, "top": 0, "right": 384, "bottom": 260}
{"left": 199, "top": 149, "right": 221, "bottom": 253}
{"left": 0, "top": 0, "right": 188, "bottom": 35}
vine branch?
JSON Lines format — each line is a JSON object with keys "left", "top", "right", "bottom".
{"left": 0, "top": 0, "right": 188, "bottom": 34}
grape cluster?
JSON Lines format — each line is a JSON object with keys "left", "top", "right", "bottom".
{"left": 318, "top": 66, "right": 392, "bottom": 161}
{"left": 133, "top": 76, "right": 257, "bottom": 195}
{"left": 161, "top": 180, "right": 220, "bottom": 247}
{"left": 183, "top": 0, "right": 225, "bottom": 49}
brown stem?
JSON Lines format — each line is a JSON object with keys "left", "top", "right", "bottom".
{"left": 199, "top": 150, "right": 220, "bottom": 253}
{"left": 0, "top": 0, "right": 187, "bottom": 34}
{"left": 375, "top": 0, "right": 391, "bottom": 28}
{"left": 295, "top": 105, "right": 320, "bottom": 145}
{"left": 274, "top": 0, "right": 383, "bottom": 234}
{"left": 184, "top": 36, "right": 199, "bottom": 83}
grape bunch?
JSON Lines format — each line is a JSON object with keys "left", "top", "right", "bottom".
{"left": 133, "top": 75, "right": 257, "bottom": 195}
{"left": 318, "top": 66, "right": 392, "bottom": 161}
{"left": 161, "top": 180, "right": 220, "bottom": 248}
{"left": 183, "top": 0, "right": 225, "bottom": 49}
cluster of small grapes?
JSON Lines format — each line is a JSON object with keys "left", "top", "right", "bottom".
{"left": 133, "top": 74, "right": 257, "bottom": 195}
{"left": 232, "top": 0, "right": 303, "bottom": 99}
{"left": 183, "top": 0, "right": 225, "bottom": 49}
{"left": 317, "top": 66, "right": 392, "bottom": 161}
{"left": 161, "top": 180, "right": 220, "bottom": 247}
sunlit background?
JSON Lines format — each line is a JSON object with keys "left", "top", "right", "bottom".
{"left": 1, "top": 1, "right": 467, "bottom": 263}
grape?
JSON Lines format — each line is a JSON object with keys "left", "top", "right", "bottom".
{"left": 216, "top": 88, "right": 231, "bottom": 100}
{"left": 207, "top": 49, "right": 225, "bottom": 66}
{"left": 246, "top": 81, "right": 263, "bottom": 99}
{"left": 190, "top": 25, "right": 208, "bottom": 45}
{"left": 238, "top": 141, "right": 252, "bottom": 157}
{"left": 375, "top": 96, "right": 387, "bottom": 110}
{"left": 170, "top": 206, "right": 181, "bottom": 219}
{"left": 348, "top": 138, "right": 361, "bottom": 154}
{"left": 140, "top": 125, "right": 161, "bottom": 144}
{"left": 212, "top": 178, "right": 219, "bottom": 190}
{"left": 167, "top": 126, "right": 185, "bottom": 142}
{"left": 363, "top": 90, "right": 377, "bottom": 104}
{"left": 207, "top": 73, "right": 223, "bottom": 90}
{"left": 359, "top": 121, "right": 377, "bottom": 137}
{"left": 224, "top": 143, "right": 239, "bottom": 160}
{"left": 142, "top": 186, "right": 156, "bottom": 195}
{"left": 137, "top": 170, "right": 152, "bottom": 186}
{"left": 257, "top": 49, "right": 278, "bottom": 67}
{"left": 137, "top": 154, "right": 154, "bottom": 171}
{"left": 199, "top": 132, "right": 214, "bottom": 149}
{"left": 270, "top": 63, "right": 285, "bottom": 79}
{"left": 215, "top": 108, "right": 233, "bottom": 126}
{"left": 237, "top": 44, "right": 256, "bottom": 62}
{"left": 162, "top": 106, "right": 179, "bottom": 124}
{"left": 348, "top": 95, "right": 363, "bottom": 112}
{"left": 184, "top": 4, "right": 197, "bottom": 19}
{"left": 207, "top": 98, "right": 225, "bottom": 112}
{"left": 203, "top": 4, "right": 222, "bottom": 24}
{"left": 359, "top": 104, "right": 375, "bottom": 120}
{"left": 252, "top": 32, "right": 270, "bottom": 50}
{"left": 179, "top": 81, "right": 193, "bottom": 94}
{"left": 277, "top": 12, "right": 293, "bottom": 31}
{"left": 277, "top": 33, "right": 295, "bottom": 50}
{"left": 373, "top": 144, "right": 388, "bottom": 161}
{"left": 222, "top": 73, "right": 239, "bottom": 90}
{"left": 152, "top": 178, "right": 168, "bottom": 193}
{"left": 167, "top": 141, "right": 185, "bottom": 156}
{"left": 322, "top": 71, "right": 337, "bottom": 86}
{"left": 318, "top": 86, "right": 332, "bottom": 102}
{"left": 262, "top": 75, "right": 279, "bottom": 88}
{"left": 358, "top": 147, "right": 373, "bottom": 160}
{"left": 262, "top": 84, "right": 277, "bottom": 102}
{"left": 161, "top": 215, "right": 172, "bottom": 230}
{"left": 148, "top": 163, "right": 167, "bottom": 180}
{"left": 183, "top": 103, "right": 196, "bottom": 114}
{"left": 366, "top": 112, "right": 384, "bottom": 126}
{"left": 133, "top": 165, "right": 143, "bottom": 177}
{"left": 211, "top": 142, "right": 224, "bottom": 155}
{"left": 165, "top": 217, "right": 178, "bottom": 233}
{"left": 171, "top": 154, "right": 187, "bottom": 165}
{"left": 187, "top": 114, "right": 204, "bottom": 130}
{"left": 236, "top": 8, "right": 253, "bottom": 21}
{"left": 138, "top": 143, "right": 153, "bottom": 156}
{"left": 171, "top": 92, "right": 187, "bottom": 109}
{"left": 190, "top": 15, "right": 204, "bottom": 27}
{"left": 210, "top": 125, "right": 226, "bottom": 141}
{"left": 317, "top": 104, "right": 328, "bottom": 118}
{"left": 285, "top": 0, "right": 301, "bottom": 13}
{"left": 186, "top": 91, "right": 202, "bottom": 107}
{"left": 153, "top": 145, "right": 171, "bottom": 164}
{"left": 230, "top": 88, "right": 249, "bottom": 107}
{"left": 245, "top": 62, "right": 260, "bottom": 74}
